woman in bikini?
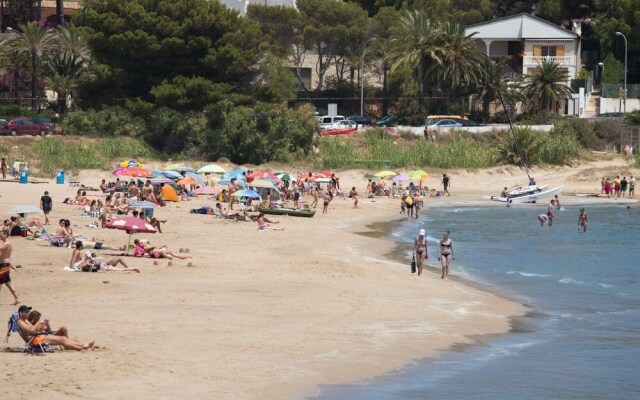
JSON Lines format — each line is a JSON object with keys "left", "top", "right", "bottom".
{"left": 257, "top": 213, "right": 284, "bottom": 231}
{"left": 413, "top": 229, "right": 428, "bottom": 276}
{"left": 133, "top": 239, "right": 189, "bottom": 260}
{"left": 439, "top": 231, "right": 454, "bottom": 280}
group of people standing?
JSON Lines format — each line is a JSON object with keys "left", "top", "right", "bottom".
{"left": 601, "top": 176, "right": 635, "bottom": 198}
{"left": 413, "top": 229, "right": 454, "bottom": 280}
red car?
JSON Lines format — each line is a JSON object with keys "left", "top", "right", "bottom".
{"left": 0, "top": 117, "right": 50, "bottom": 136}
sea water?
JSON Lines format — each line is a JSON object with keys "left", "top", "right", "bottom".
{"left": 313, "top": 205, "right": 640, "bottom": 399}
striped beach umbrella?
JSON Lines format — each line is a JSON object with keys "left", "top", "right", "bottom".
{"left": 7, "top": 205, "right": 43, "bottom": 215}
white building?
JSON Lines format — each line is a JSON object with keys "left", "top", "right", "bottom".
{"left": 465, "top": 13, "right": 582, "bottom": 81}
{"left": 218, "top": 0, "right": 297, "bottom": 16}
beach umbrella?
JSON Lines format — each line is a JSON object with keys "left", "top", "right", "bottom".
{"left": 195, "top": 186, "right": 218, "bottom": 195}
{"left": 232, "top": 189, "right": 261, "bottom": 199}
{"left": 176, "top": 177, "right": 197, "bottom": 186}
{"left": 129, "top": 201, "right": 158, "bottom": 209}
{"left": 161, "top": 170, "right": 182, "bottom": 179}
{"left": 119, "top": 160, "right": 144, "bottom": 168}
{"left": 171, "top": 166, "right": 195, "bottom": 172}
{"left": 249, "top": 179, "right": 278, "bottom": 189}
{"left": 391, "top": 174, "right": 411, "bottom": 182}
{"left": 248, "top": 171, "right": 277, "bottom": 181}
{"left": 197, "top": 164, "right": 226, "bottom": 174}
{"left": 149, "top": 177, "right": 173, "bottom": 185}
{"left": 225, "top": 169, "right": 247, "bottom": 179}
{"left": 409, "top": 170, "right": 429, "bottom": 179}
{"left": 314, "top": 171, "right": 332, "bottom": 178}
{"left": 370, "top": 176, "right": 381, "bottom": 183}
{"left": 185, "top": 171, "right": 207, "bottom": 187}
{"left": 106, "top": 217, "right": 157, "bottom": 255}
{"left": 163, "top": 163, "right": 183, "bottom": 171}
{"left": 374, "top": 170, "right": 396, "bottom": 177}
{"left": 315, "top": 177, "right": 331, "bottom": 183}
{"left": 7, "top": 205, "right": 43, "bottom": 215}
{"left": 275, "top": 172, "right": 293, "bottom": 181}
{"left": 112, "top": 167, "right": 154, "bottom": 178}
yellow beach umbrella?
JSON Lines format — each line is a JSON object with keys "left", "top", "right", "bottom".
{"left": 374, "top": 170, "right": 396, "bottom": 177}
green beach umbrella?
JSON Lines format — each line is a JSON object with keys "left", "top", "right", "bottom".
{"left": 409, "top": 169, "right": 429, "bottom": 179}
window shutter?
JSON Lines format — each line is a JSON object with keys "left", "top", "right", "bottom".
{"left": 533, "top": 45, "right": 541, "bottom": 56}
{"left": 556, "top": 46, "right": 564, "bottom": 57}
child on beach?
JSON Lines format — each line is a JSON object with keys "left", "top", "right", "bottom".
{"left": 400, "top": 194, "right": 407, "bottom": 214}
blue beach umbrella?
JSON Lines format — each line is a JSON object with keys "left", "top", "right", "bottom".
{"left": 232, "top": 189, "right": 261, "bottom": 199}
{"left": 162, "top": 170, "right": 182, "bottom": 179}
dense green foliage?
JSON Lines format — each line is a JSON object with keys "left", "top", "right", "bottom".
{"left": 73, "top": 0, "right": 261, "bottom": 111}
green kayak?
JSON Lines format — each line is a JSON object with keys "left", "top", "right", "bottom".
{"left": 258, "top": 206, "right": 316, "bottom": 218}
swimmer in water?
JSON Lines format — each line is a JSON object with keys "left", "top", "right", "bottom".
{"left": 578, "top": 208, "right": 588, "bottom": 232}
{"left": 538, "top": 214, "right": 549, "bottom": 226}
{"left": 547, "top": 200, "right": 555, "bottom": 226}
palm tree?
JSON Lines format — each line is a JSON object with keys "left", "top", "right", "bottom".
{"left": 0, "top": 39, "right": 29, "bottom": 105}
{"left": 56, "top": 0, "right": 65, "bottom": 27}
{"left": 390, "top": 10, "right": 443, "bottom": 105}
{"left": 45, "top": 27, "right": 92, "bottom": 113}
{"left": 427, "top": 22, "right": 484, "bottom": 112}
{"left": 10, "top": 22, "right": 56, "bottom": 109}
{"left": 519, "top": 59, "right": 573, "bottom": 113}
{"left": 475, "top": 58, "right": 510, "bottom": 121}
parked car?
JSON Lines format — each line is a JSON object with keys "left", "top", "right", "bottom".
{"left": 334, "top": 120, "right": 358, "bottom": 129}
{"left": 592, "top": 112, "right": 625, "bottom": 118}
{"left": 318, "top": 115, "right": 346, "bottom": 130}
{"left": 33, "top": 117, "right": 55, "bottom": 133}
{"left": 375, "top": 115, "right": 396, "bottom": 127}
{"left": 347, "top": 115, "right": 373, "bottom": 125}
{"left": 0, "top": 117, "right": 50, "bottom": 136}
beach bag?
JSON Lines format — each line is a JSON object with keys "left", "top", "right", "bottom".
{"left": 411, "top": 255, "right": 416, "bottom": 274}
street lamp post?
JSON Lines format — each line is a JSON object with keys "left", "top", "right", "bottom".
{"left": 597, "top": 62, "right": 604, "bottom": 84}
{"left": 615, "top": 32, "right": 627, "bottom": 113}
{"left": 360, "top": 38, "right": 377, "bottom": 117}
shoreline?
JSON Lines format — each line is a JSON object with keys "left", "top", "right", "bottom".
{"left": 4, "top": 158, "right": 638, "bottom": 399}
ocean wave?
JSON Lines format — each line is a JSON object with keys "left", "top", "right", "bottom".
{"left": 507, "top": 271, "right": 551, "bottom": 278}
{"left": 598, "top": 283, "right": 612, "bottom": 288}
{"left": 452, "top": 207, "right": 481, "bottom": 213}
{"left": 558, "top": 278, "right": 586, "bottom": 285}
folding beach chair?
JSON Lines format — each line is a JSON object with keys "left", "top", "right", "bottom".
{"left": 68, "top": 174, "right": 80, "bottom": 189}
{"left": 5, "top": 313, "right": 52, "bottom": 354}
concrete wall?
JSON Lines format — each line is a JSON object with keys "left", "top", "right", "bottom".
{"left": 599, "top": 98, "right": 640, "bottom": 113}
{"left": 390, "top": 125, "right": 555, "bottom": 137}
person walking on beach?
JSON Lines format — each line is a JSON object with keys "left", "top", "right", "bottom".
{"left": 1, "top": 157, "right": 7, "bottom": 180}
{"left": 578, "top": 208, "right": 588, "bottom": 232}
{"left": 413, "top": 229, "right": 428, "bottom": 276}
{"left": 0, "top": 230, "right": 19, "bottom": 305}
{"left": 40, "top": 191, "right": 52, "bottom": 225}
{"left": 405, "top": 193, "right": 414, "bottom": 219}
{"left": 441, "top": 174, "right": 450, "bottom": 196}
{"left": 414, "top": 194, "right": 423, "bottom": 219}
{"left": 547, "top": 200, "right": 555, "bottom": 226}
{"left": 322, "top": 187, "right": 333, "bottom": 214}
{"left": 438, "top": 231, "right": 454, "bottom": 280}
{"left": 629, "top": 176, "right": 635, "bottom": 198}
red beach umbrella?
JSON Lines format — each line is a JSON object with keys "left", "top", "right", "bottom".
{"left": 112, "top": 167, "right": 154, "bottom": 178}
{"left": 106, "top": 217, "right": 157, "bottom": 255}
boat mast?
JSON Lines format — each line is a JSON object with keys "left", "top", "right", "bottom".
{"left": 497, "top": 89, "right": 532, "bottom": 182}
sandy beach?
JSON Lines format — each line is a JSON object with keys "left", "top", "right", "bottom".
{"left": 2, "top": 158, "right": 638, "bottom": 399}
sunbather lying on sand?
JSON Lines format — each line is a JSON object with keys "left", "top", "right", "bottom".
{"left": 16, "top": 305, "right": 95, "bottom": 351}
{"left": 69, "top": 241, "right": 139, "bottom": 272}
{"left": 257, "top": 213, "right": 284, "bottom": 231}
{"left": 133, "top": 239, "right": 190, "bottom": 260}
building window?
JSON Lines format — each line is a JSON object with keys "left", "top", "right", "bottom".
{"left": 292, "top": 67, "right": 311, "bottom": 88}
{"left": 541, "top": 46, "right": 557, "bottom": 57}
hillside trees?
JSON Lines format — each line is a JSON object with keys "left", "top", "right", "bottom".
{"left": 72, "top": 0, "right": 261, "bottom": 112}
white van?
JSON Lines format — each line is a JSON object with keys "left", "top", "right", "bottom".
{"left": 318, "top": 115, "right": 345, "bottom": 130}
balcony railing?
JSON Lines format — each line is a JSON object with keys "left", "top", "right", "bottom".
{"left": 523, "top": 56, "right": 573, "bottom": 65}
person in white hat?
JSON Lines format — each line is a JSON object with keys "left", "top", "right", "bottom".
{"left": 413, "top": 229, "right": 428, "bottom": 276}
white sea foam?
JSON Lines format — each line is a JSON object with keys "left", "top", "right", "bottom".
{"left": 598, "top": 283, "right": 612, "bottom": 288}
{"left": 558, "top": 278, "right": 586, "bottom": 285}
{"left": 507, "top": 271, "right": 552, "bottom": 278}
